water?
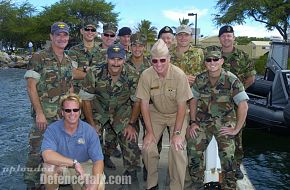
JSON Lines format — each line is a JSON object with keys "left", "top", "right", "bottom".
{"left": 0, "top": 68, "right": 289, "bottom": 190}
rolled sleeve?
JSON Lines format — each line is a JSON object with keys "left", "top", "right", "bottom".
{"left": 191, "top": 87, "right": 200, "bottom": 99}
{"left": 79, "top": 89, "right": 95, "bottom": 101}
{"left": 24, "top": 70, "right": 41, "bottom": 82}
{"left": 233, "top": 91, "right": 249, "bottom": 105}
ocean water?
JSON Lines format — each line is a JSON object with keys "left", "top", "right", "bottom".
{"left": 0, "top": 68, "right": 289, "bottom": 190}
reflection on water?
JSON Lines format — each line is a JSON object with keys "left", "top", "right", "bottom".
{"left": 243, "top": 128, "right": 290, "bottom": 190}
{"left": 0, "top": 68, "right": 290, "bottom": 189}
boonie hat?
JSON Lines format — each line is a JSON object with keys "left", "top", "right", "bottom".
{"left": 51, "top": 22, "right": 69, "bottom": 34}
{"left": 107, "top": 44, "right": 126, "bottom": 59}
{"left": 176, "top": 25, "right": 192, "bottom": 35}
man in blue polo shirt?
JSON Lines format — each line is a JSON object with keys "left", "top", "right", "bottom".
{"left": 41, "top": 93, "right": 104, "bottom": 190}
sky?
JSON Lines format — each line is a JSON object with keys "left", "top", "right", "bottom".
{"left": 15, "top": 0, "right": 282, "bottom": 38}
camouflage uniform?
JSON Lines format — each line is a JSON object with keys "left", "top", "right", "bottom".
{"left": 171, "top": 43, "right": 205, "bottom": 75}
{"left": 23, "top": 46, "right": 74, "bottom": 187}
{"left": 187, "top": 69, "right": 248, "bottom": 190}
{"left": 205, "top": 45, "right": 256, "bottom": 165}
{"left": 68, "top": 42, "right": 103, "bottom": 93}
{"left": 79, "top": 63, "right": 141, "bottom": 172}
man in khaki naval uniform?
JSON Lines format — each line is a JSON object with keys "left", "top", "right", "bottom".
{"left": 136, "top": 39, "right": 193, "bottom": 190}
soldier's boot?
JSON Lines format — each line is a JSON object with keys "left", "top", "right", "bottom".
{"left": 235, "top": 164, "right": 244, "bottom": 180}
{"left": 104, "top": 156, "right": 116, "bottom": 170}
{"left": 112, "top": 148, "right": 122, "bottom": 158}
{"left": 146, "top": 184, "right": 159, "bottom": 190}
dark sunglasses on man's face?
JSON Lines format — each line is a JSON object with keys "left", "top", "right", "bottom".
{"left": 63, "top": 108, "right": 80, "bottom": 113}
{"left": 104, "top": 33, "right": 116, "bottom": 38}
{"left": 205, "top": 58, "right": 220, "bottom": 62}
{"left": 151, "top": 58, "right": 167, "bottom": 64}
{"left": 84, "top": 28, "right": 96, "bottom": 32}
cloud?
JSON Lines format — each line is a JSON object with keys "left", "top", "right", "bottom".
{"left": 162, "top": 7, "right": 208, "bottom": 22}
{"left": 208, "top": 24, "right": 282, "bottom": 38}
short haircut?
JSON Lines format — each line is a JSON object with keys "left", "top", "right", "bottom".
{"left": 60, "top": 93, "right": 82, "bottom": 108}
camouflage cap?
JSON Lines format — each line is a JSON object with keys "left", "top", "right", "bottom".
{"left": 107, "top": 44, "right": 126, "bottom": 59}
{"left": 218, "top": 25, "right": 234, "bottom": 37}
{"left": 205, "top": 50, "right": 222, "bottom": 59}
{"left": 103, "top": 23, "right": 117, "bottom": 34}
{"left": 158, "top": 26, "right": 174, "bottom": 39}
{"left": 130, "top": 33, "right": 147, "bottom": 45}
{"left": 82, "top": 17, "right": 98, "bottom": 29}
{"left": 176, "top": 24, "right": 192, "bottom": 35}
{"left": 51, "top": 22, "right": 69, "bottom": 34}
{"left": 150, "top": 39, "right": 169, "bottom": 57}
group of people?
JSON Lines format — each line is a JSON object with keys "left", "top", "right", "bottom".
{"left": 23, "top": 18, "right": 255, "bottom": 190}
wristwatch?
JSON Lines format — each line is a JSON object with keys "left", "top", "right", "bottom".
{"left": 174, "top": 130, "right": 181, "bottom": 135}
{"left": 72, "top": 159, "right": 79, "bottom": 168}
{"left": 83, "top": 66, "right": 87, "bottom": 73}
{"left": 189, "top": 119, "right": 197, "bottom": 125}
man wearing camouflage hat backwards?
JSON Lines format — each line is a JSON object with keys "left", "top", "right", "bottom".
{"left": 136, "top": 39, "right": 193, "bottom": 190}
{"left": 24, "top": 21, "right": 79, "bottom": 189}
{"left": 187, "top": 49, "right": 249, "bottom": 189}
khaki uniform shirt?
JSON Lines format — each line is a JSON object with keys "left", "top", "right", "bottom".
{"left": 136, "top": 64, "right": 193, "bottom": 114}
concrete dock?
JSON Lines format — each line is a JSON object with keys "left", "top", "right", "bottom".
{"left": 103, "top": 131, "right": 255, "bottom": 190}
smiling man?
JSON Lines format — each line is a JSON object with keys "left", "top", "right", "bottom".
{"left": 24, "top": 21, "right": 78, "bottom": 189}
{"left": 79, "top": 44, "right": 141, "bottom": 186}
{"left": 68, "top": 18, "right": 103, "bottom": 93}
{"left": 41, "top": 94, "right": 104, "bottom": 190}
{"left": 136, "top": 39, "right": 193, "bottom": 190}
{"left": 186, "top": 50, "right": 249, "bottom": 190}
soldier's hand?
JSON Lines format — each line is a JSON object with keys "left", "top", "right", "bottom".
{"left": 124, "top": 126, "right": 138, "bottom": 142}
{"left": 187, "top": 75, "right": 196, "bottom": 86}
{"left": 187, "top": 123, "right": 200, "bottom": 139}
{"left": 35, "top": 112, "right": 48, "bottom": 131}
{"left": 220, "top": 126, "right": 239, "bottom": 136}
{"left": 171, "top": 135, "right": 185, "bottom": 151}
{"left": 142, "top": 132, "right": 156, "bottom": 150}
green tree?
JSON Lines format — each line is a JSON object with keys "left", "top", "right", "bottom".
{"left": 0, "top": 0, "right": 36, "bottom": 49}
{"left": 135, "top": 19, "right": 157, "bottom": 42}
{"left": 214, "top": 0, "right": 290, "bottom": 41}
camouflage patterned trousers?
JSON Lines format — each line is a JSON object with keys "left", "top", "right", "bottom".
{"left": 187, "top": 123, "right": 237, "bottom": 190}
{"left": 103, "top": 122, "right": 141, "bottom": 172}
{"left": 234, "top": 125, "right": 245, "bottom": 165}
{"left": 24, "top": 118, "right": 56, "bottom": 189}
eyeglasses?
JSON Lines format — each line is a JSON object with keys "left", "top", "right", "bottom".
{"left": 205, "top": 58, "right": 220, "bottom": 62}
{"left": 63, "top": 108, "right": 80, "bottom": 113}
{"left": 84, "top": 28, "right": 96, "bottom": 32}
{"left": 104, "top": 33, "right": 116, "bottom": 38}
{"left": 151, "top": 58, "right": 167, "bottom": 64}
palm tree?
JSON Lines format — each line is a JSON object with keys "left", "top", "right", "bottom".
{"left": 135, "top": 19, "right": 158, "bottom": 42}
{"left": 172, "top": 17, "right": 194, "bottom": 33}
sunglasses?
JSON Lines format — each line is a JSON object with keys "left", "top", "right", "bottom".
{"left": 205, "top": 58, "right": 220, "bottom": 62}
{"left": 84, "top": 28, "right": 96, "bottom": 32}
{"left": 104, "top": 33, "right": 116, "bottom": 38}
{"left": 151, "top": 58, "right": 167, "bottom": 64}
{"left": 63, "top": 108, "right": 80, "bottom": 113}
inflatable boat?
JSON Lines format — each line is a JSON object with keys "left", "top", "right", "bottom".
{"left": 246, "top": 41, "right": 290, "bottom": 129}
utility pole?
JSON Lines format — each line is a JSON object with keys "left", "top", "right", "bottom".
{"left": 188, "top": 13, "right": 197, "bottom": 46}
